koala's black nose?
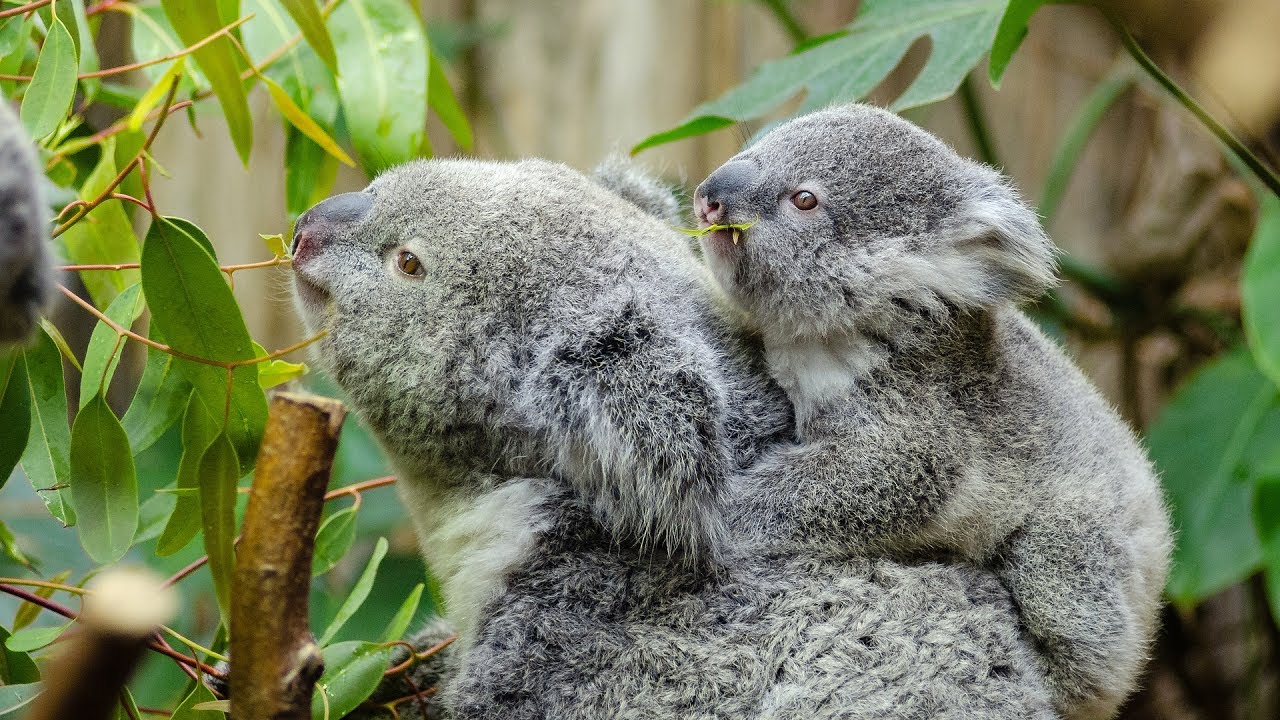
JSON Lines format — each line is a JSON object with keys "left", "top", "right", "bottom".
{"left": 694, "top": 160, "right": 756, "bottom": 225}
{"left": 291, "top": 192, "right": 373, "bottom": 253}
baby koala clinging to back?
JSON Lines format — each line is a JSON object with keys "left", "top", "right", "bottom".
{"left": 693, "top": 104, "right": 1170, "bottom": 719}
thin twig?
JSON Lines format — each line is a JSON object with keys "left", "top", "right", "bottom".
{"left": 0, "top": 0, "right": 51, "bottom": 20}
{"left": 1104, "top": 9, "right": 1280, "bottom": 198}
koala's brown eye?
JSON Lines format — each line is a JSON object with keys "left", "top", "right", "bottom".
{"left": 791, "top": 191, "right": 818, "bottom": 210}
{"left": 396, "top": 250, "right": 424, "bottom": 277}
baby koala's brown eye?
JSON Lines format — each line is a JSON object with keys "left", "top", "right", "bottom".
{"left": 396, "top": 250, "right": 424, "bottom": 277}
{"left": 791, "top": 190, "right": 818, "bottom": 210}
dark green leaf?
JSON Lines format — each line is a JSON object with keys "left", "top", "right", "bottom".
{"left": 631, "top": 0, "right": 1008, "bottom": 152}
{"left": 427, "top": 47, "right": 471, "bottom": 151}
{"left": 122, "top": 325, "right": 192, "bottom": 454}
{"left": 140, "top": 216, "right": 266, "bottom": 475}
{"left": 157, "top": 392, "right": 218, "bottom": 556}
{"left": 989, "top": 0, "right": 1047, "bottom": 87}
{"left": 1151, "top": 349, "right": 1279, "bottom": 604}
{"left": 1255, "top": 475, "right": 1280, "bottom": 621}
{"left": 311, "top": 507, "right": 357, "bottom": 577}
{"left": 1244, "top": 195, "right": 1280, "bottom": 387}
{"left": 78, "top": 283, "right": 145, "bottom": 408}
{"left": 330, "top": 0, "right": 428, "bottom": 174}
{"left": 279, "top": 0, "right": 337, "bottom": 72}
{"left": 19, "top": 10, "right": 76, "bottom": 139}
{"left": 0, "top": 682, "right": 41, "bottom": 715}
{"left": 199, "top": 432, "right": 239, "bottom": 630}
{"left": 5, "top": 621, "right": 71, "bottom": 652}
{"left": 0, "top": 352, "right": 31, "bottom": 490}
{"left": 70, "top": 393, "right": 139, "bottom": 564}
{"left": 160, "top": 0, "right": 253, "bottom": 163}
{"left": 0, "top": 628, "right": 40, "bottom": 684}
{"left": 318, "top": 537, "right": 388, "bottom": 645}
{"left": 311, "top": 641, "right": 394, "bottom": 720}
{"left": 57, "top": 137, "right": 141, "bottom": 309}
{"left": 18, "top": 327, "right": 75, "bottom": 526}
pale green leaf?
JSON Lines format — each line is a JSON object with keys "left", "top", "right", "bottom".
{"left": 330, "top": 0, "right": 428, "bottom": 173}
{"left": 57, "top": 137, "right": 141, "bottom": 309}
{"left": 5, "top": 622, "right": 71, "bottom": 653}
{"left": 382, "top": 583, "right": 424, "bottom": 642}
{"left": 0, "top": 682, "right": 41, "bottom": 715}
{"left": 127, "top": 56, "right": 186, "bottom": 131}
{"left": 78, "top": 283, "right": 146, "bottom": 408}
{"left": 279, "top": 0, "right": 337, "bottom": 72}
{"left": 262, "top": 74, "right": 354, "bottom": 166}
{"left": 199, "top": 432, "right": 239, "bottom": 630}
{"left": 1244, "top": 195, "right": 1280, "bottom": 388}
{"left": 318, "top": 537, "right": 388, "bottom": 646}
{"left": 427, "top": 47, "right": 471, "bottom": 151}
{"left": 70, "top": 393, "right": 139, "bottom": 564}
{"left": 311, "top": 507, "right": 357, "bottom": 577}
{"left": 19, "top": 11, "right": 77, "bottom": 139}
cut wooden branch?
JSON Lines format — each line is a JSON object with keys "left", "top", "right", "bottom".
{"left": 25, "top": 568, "right": 177, "bottom": 720}
{"left": 230, "top": 391, "right": 347, "bottom": 720}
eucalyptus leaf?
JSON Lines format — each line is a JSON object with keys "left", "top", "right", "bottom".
{"left": 383, "top": 583, "right": 424, "bottom": 642}
{"left": 0, "top": 352, "right": 31, "bottom": 490}
{"left": 5, "top": 621, "right": 71, "bottom": 653}
{"left": 0, "top": 682, "right": 41, "bottom": 715}
{"left": 318, "top": 537, "right": 388, "bottom": 645}
{"left": 157, "top": 392, "right": 218, "bottom": 557}
{"left": 170, "top": 682, "right": 221, "bottom": 720}
{"left": 311, "top": 507, "right": 358, "bottom": 577}
{"left": 330, "top": 0, "right": 428, "bottom": 174}
{"left": 19, "top": 10, "right": 77, "bottom": 139}
{"left": 0, "top": 627, "right": 40, "bottom": 684}
{"left": 122, "top": 325, "right": 192, "bottom": 454}
{"left": 140, "top": 216, "right": 267, "bottom": 475}
{"left": 988, "top": 0, "right": 1048, "bottom": 87}
{"left": 18, "top": 327, "right": 75, "bottom": 526}
{"left": 57, "top": 137, "right": 141, "bottom": 309}
{"left": 160, "top": 0, "right": 253, "bottom": 163}
{"left": 78, "top": 283, "right": 146, "bottom": 409}
{"left": 279, "top": 0, "right": 337, "bottom": 72}
{"left": 311, "top": 640, "right": 394, "bottom": 720}
{"left": 70, "top": 393, "right": 139, "bottom": 564}
{"left": 427, "top": 47, "right": 472, "bottom": 151}
{"left": 199, "top": 432, "right": 239, "bottom": 630}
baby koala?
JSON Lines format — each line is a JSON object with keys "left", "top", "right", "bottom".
{"left": 693, "top": 104, "right": 1170, "bottom": 720}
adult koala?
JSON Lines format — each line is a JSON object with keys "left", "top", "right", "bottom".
{"left": 0, "top": 100, "right": 54, "bottom": 344}
{"left": 291, "top": 157, "right": 1059, "bottom": 719}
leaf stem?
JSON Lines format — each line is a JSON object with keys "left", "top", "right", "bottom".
{"left": 51, "top": 77, "right": 180, "bottom": 239}
{"left": 756, "top": 0, "right": 808, "bottom": 45}
{"left": 1104, "top": 9, "right": 1280, "bottom": 198}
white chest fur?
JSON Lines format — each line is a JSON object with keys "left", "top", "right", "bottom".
{"left": 766, "top": 333, "right": 885, "bottom": 423}
{"left": 397, "top": 477, "right": 552, "bottom": 645}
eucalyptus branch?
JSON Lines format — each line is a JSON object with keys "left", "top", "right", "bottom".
{"left": 51, "top": 77, "right": 180, "bottom": 239}
{"left": 0, "top": 0, "right": 51, "bottom": 20}
{"left": 0, "top": 15, "right": 254, "bottom": 82}
{"left": 1103, "top": 9, "right": 1280, "bottom": 198}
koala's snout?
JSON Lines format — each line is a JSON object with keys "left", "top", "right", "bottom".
{"left": 695, "top": 160, "right": 757, "bottom": 226}
{"left": 291, "top": 191, "right": 373, "bottom": 257}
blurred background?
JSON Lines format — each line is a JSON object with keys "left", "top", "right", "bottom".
{"left": 6, "top": 0, "right": 1280, "bottom": 717}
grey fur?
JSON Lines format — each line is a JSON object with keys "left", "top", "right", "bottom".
{"left": 0, "top": 100, "right": 54, "bottom": 343}
{"left": 693, "top": 104, "right": 1172, "bottom": 719}
{"left": 296, "top": 156, "right": 1062, "bottom": 718}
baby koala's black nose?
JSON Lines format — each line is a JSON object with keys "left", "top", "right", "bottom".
{"left": 694, "top": 160, "right": 756, "bottom": 225}
{"left": 291, "top": 192, "right": 373, "bottom": 254}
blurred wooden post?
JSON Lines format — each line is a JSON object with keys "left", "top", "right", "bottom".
{"left": 26, "top": 568, "right": 177, "bottom": 720}
{"left": 230, "top": 392, "right": 347, "bottom": 720}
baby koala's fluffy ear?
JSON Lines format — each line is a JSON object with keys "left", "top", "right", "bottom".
{"left": 591, "top": 154, "right": 684, "bottom": 226}
{"left": 527, "top": 289, "right": 730, "bottom": 569}
{"left": 940, "top": 168, "right": 1059, "bottom": 307}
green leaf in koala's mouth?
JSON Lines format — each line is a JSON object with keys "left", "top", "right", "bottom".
{"left": 672, "top": 219, "right": 758, "bottom": 245}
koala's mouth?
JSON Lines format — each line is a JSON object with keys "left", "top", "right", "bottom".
{"left": 292, "top": 272, "right": 331, "bottom": 311}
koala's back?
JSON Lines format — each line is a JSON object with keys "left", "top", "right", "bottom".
{"left": 0, "top": 100, "right": 53, "bottom": 342}
{"left": 449, "top": 488, "right": 1057, "bottom": 720}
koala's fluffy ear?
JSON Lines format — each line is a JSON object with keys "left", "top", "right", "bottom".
{"left": 936, "top": 169, "right": 1058, "bottom": 308}
{"left": 0, "top": 102, "right": 54, "bottom": 344}
{"left": 528, "top": 290, "right": 730, "bottom": 568}
{"left": 591, "top": 154, "right": 684, "bottom": 226}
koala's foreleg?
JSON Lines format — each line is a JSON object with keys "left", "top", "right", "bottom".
{"left": 993, "top": 515, "right": 1141, "bottom": 720}
{"left": 730, "top": 429, "right": 958, "bottom": 552}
